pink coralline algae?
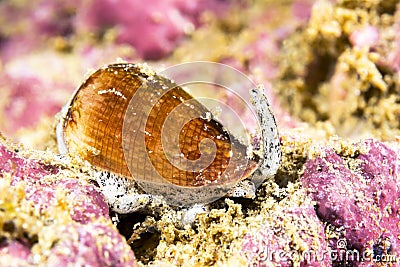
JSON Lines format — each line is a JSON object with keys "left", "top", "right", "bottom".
{"left": 74, "top": 0, "right": 229, "bottom": 59}
{"left": 0, "top": 142, "right": 59, "bottom": 183}
{"left": 380, "top": 5, "right": 400, "bottom": 75}
{"left": 45, "top": 222, "right": 137, "bottom": 267}
{"left": 291, "top": 0, "right": 316, "bottom": 21}
{"left": 0, "top": 140, "right": 137, "bottom": 266}
{"left": 0, "top": 143, "right": 109, "bottom": 223}
{"left": 302, "top": 139, "right": 400, "bottom": 266}
{"left": 27, "top": 178, "right": 110, "bottom": 224}
{"left": 0, "top": 0, "right": 78, "bottom": 62}
{"left": 349, "top": 25, "right": 380, "bottom": 49}
{"left": 241, "top": 204, "right": 331, "bottom": 267}
{"left": 0, "top": 241, "right": 31, "bottom": 267}
{"left": 0, "top": 73, "right": 73, "bottom": 135}
{"left": 0, "top": 0, "right": 228, "bottom": 61}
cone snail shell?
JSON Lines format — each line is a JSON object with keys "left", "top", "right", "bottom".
{"left": 57, "top": 63, "right": 278, "bottom": 206}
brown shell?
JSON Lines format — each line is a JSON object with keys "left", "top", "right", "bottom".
{"left": 60, "top": 63, "right": 258, "bottom": 187}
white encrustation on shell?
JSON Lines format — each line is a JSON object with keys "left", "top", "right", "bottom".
{"left": 248, "top": 85, "right": 282, "bottom": 187}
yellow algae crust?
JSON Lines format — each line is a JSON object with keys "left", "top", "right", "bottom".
{"left": 275, "top": 0, "right": 400, "bottom": 140}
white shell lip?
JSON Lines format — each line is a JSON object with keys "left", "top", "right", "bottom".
{"left": 56, "top": 102, "right": 70, "bottom": 155}
{"left": 56, "top": 82, "right": 84, "bottom": 155}
{"left": 56, "top": 67, "right": 100, "bottom": 155}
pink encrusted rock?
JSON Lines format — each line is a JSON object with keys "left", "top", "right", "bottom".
{"left": 25, "top": 179, "right": 110, "bottom": 224}
{"left": 74, "top": 0, "right": 229, "bottom": 59}
{"left": 241, "top": 205, "right": 331, "bottom": 267}
{"left": 0, "top": 143, "right": 108, "bottom": 223}
{"left": 0, "top": 141, "right": 137, "bottom": 265}
{"left": 0, "top": 240, "right": 32, "bottom": 267}
{"left": 0, "top": 0, "right": 228, "bottom": 62}
{"left": 46, "top": 223, "right": 137, "bottom": 267}
{"left": 349, "top": 25, "right": 379, "bottom": 49}
{"left": 379, "top": 5, "right": 400, "bottom": 74}
{"left": 0, "top": 0, "right": 78, "bottom": 62}
{"left": 0, "top": 143, "right": 58, "bottom": 182}
{"left": 302, "top": 139, "right": 400, "bottom": 266}
{"left": 0, "top": 73, "right": 73, "bottom": 135}
{"left": 291, "top": 0, "right": 316, "bottom": 21}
